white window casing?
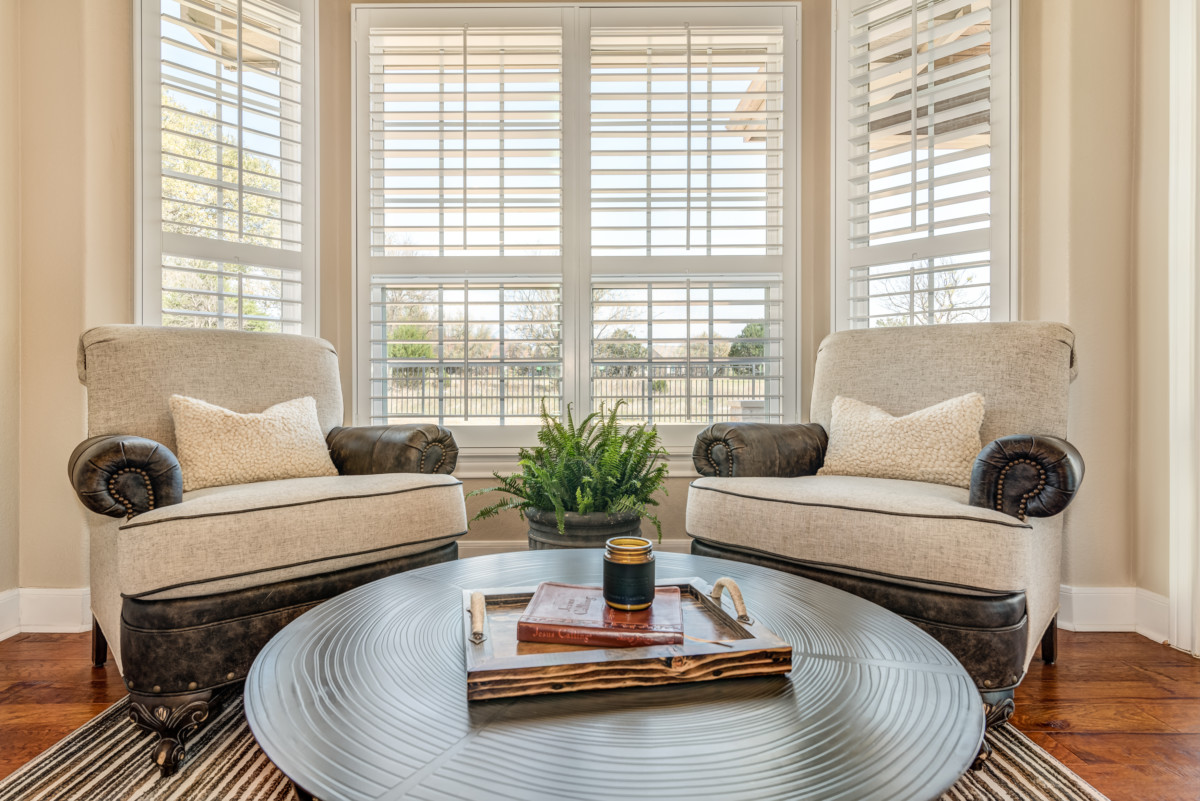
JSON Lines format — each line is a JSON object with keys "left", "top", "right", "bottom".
{"left": 353, "top": 4, "right": 799, "bottom": 455}
{"left": 139, "top": 0, "right": 318, "bottom": 334}
{"left": 833, "top": 0, "right": 1013, "bottom": 330}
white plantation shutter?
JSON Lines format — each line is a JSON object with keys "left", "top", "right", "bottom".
{"left": 366, "top": 25, "right": 564, "bottom": 257}
{"left": 353, "top": 5, "right": 799, "bottom": 447}
{"left": 369, "top": 278, "right": 563, "bottom": 425}
{"left": 591, "top": 277, "right": 783, "bottom": 424}
{"left": 589, "top": 24, "right": 786, "bottom": 257}
{"left": 354, "top": 7, "right": 567, "bottom": 445}
{"left": 834, "top": 0, "right": 1012, "bottom": 329}
{"left": 141, "top": 0, "right": 316, "bottom": 333}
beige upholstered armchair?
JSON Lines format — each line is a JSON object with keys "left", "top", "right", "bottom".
{"left": 69, "top": 325, "right": 467, "bottom": 774}
{"left": 687, "top": 322, "right": 1083, "bottom": 743}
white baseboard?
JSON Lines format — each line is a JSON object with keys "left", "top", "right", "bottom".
{"left": 16, "top": 588, "right": 91, "bottom": 634}
{"left": 0, "top": 589, "right": 18, "bottom": 641}
{"left": 1058, "top": 584, "right": 1169, "bottom": 644}
{"left": 0, "top": 586, "right": 92, "bottom": 642}
{"left": 1136, "top": 588, "right": 1170, "bottom": 644}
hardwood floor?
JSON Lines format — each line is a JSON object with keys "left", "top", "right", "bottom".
{"left": 1014, "top": 631, "right": 1200, "bottom": 800}
{"left": 0, "top": 629, "right": 1197, "bottom": 799}
{"left": 0, "top": 631, "right": 125, "bottom": 782}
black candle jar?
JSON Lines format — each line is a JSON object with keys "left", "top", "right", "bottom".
{"left": 603, "top": 537, "right": 655, "bottom": 611}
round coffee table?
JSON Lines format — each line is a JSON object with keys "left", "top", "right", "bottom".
{"left": 245, "top": 550, "right": 984, "bottom": 801}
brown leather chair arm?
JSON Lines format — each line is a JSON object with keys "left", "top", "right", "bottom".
{"left": 327, "top": 424, "right": 459, "bottom": 476}
{"left": 693, "top": 422, "right": 828, "bottom": 478}
{"left": 969, "top": 435, "right": 1084, "bottom": 520}
{"left": 68, "top": 435, "right": 184, "bottom": 518}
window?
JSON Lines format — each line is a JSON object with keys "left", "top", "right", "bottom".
{"left": 833, "top": 0, "right": 1013, "bottom": 329}
{"left": 139, "top": 0, "right": 317, "bottom": 333}
{"left": 354, "top": 5, "right": 799, "bottom": 448}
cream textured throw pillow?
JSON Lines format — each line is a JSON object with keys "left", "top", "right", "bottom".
{"left": 817, "top": 393, "right": 985, "bottom": 488}
{"left": 169, "top": 395, "right": 338, "bottom": 492}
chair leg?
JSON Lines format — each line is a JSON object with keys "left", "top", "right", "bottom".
{"left": 1041, "top": 614, "right": 1058, "bottom": 665}
{"left": 91, "top": 617, "right": 108, "bottom": 668}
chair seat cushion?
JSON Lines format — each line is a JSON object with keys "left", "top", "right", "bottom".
{"left": 114, "top": 473, "right": 466, "bottom": 599}
{"left": 686, "top": 475, "right": 1050, "bottom": 595}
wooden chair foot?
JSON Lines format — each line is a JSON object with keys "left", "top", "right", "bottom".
{"left": 91, "top": 617, "right": 108, "bottom": 668}
{"left": 1041, "top": 614, "right": 1058, "bottom": 665}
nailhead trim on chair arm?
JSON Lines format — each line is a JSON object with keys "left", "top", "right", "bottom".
{"left": 327, "top": 424, "right": 460, "bottom": 476}
{"left": 69, "top": 435, "right": 184, "bottom": 519}
{"left": 692, "top": 422, "right": 828, "bottom": 478}
{"left": 969, "top": 435, "right": 1084, "bottom": 520}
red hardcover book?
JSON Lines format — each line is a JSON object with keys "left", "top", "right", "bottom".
{"left": 516, "top": 582, "right": 684, "bottom": 648}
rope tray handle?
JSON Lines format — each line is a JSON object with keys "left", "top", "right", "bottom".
{"left": 711, "top": 577, "right": 753, "bottom": 625}
{"left": 469, "top": 591, "right": 487, "bottom": 643}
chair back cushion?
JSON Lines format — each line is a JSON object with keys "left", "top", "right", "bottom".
{"left": 810, "top": 322, "right": 1075, "bottom": 444}
{"left": 78, "top": 325, "right": 344, "bottom": 452}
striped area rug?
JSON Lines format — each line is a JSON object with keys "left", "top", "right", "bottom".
{"left": 0, "top": 690, "right": 1109, "bottom": 801}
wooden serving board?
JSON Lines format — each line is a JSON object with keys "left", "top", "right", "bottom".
{"left": 462, "top": 576, "right": 792, "bottom": 701}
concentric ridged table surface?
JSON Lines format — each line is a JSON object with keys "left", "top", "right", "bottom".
{"left": 244, "top": 550, "right": 983, "bottom": 801}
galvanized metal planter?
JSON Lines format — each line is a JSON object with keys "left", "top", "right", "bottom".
{"left": 525, "top": 508, "right": 642, "bottom": 549}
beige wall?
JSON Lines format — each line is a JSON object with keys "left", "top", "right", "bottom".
{"left": 0, "top": 0, "right": 19, "bottom": 594}
{"left": 15, "top": 0, "right": 133, "bottom": 589}
{"left": 1021, "top": 0, "right": 1144, "bottom": 589}
{"left": 0, "top": 0, "right": 1172, "bottom": 595}
{"left": 1133, "top": 0, "right": 1170, "bottom": 596}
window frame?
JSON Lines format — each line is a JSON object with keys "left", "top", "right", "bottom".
{"left": 351, "top": 2, "right": 801, "bottom": 457}
{"left": 831, "top": 0, "right": 1018, "bottom": 332}
{"left": 136, "top": 0, "right": 320, "bottom": 335}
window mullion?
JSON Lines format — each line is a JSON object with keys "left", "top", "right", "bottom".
{"left": 461, "top": 26, "right": 469, "bottom": 256}
{"left": 563, "top": 6, "right": 589, "bottom": 419}
{"left": 236, "top": 0, "right": 245, "bottom": 244}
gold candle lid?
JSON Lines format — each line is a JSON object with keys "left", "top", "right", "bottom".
{"left": 605, "top": 536, "right": 653, "bottom": 563}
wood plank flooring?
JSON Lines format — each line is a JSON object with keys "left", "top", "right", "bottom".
{"left": 0, "top": 629, "right": 1197, "bottom": 799}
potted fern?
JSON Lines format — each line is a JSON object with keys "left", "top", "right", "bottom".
{"left": 469, "top": 401, "right": 669, "bottom": 549}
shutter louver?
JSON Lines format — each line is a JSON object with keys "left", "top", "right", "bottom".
{"left": 590, "top": 25, "right": 786, "bottom": 256}
{"left": 840, "top": 0, "right": 1007, "bottom": 328}
{"left": 367, "top": 26, "right": 563, "bottom": 257}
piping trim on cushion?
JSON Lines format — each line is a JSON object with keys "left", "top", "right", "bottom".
{"left": 121, "top": 599, "right": 323, "bottom": 633}
{"left": 119, "top": 480, "right": 464, "bottom": 530}
{"left": 688, "top": 481, "right": 1032, "bottom": 529}
{"left": 687, "top": 535, "right": 1028, "bottom": 595}
{"left": 121, "top": 534, "right": 465, "bottom": 599}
